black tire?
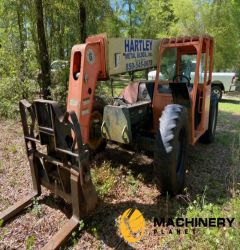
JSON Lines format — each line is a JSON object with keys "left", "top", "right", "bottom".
{"left": 88, "top": 96, "right": 107, "bottom": 154}
{"left": 211, "top": 85, "right": 222, "bottom": 101}
{"left": 199, "top": 93, "right": 218, "bottom": 144}
{"left": 154, "top": 104, "right": 189, "bottom": 195}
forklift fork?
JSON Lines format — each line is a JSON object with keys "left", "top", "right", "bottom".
{"left": 0, "top": 99, "right": 97, "bottom": 249}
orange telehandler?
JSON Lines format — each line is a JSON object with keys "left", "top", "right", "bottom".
{"left": 0, "top": 34, "right": 218, "bottom": 249}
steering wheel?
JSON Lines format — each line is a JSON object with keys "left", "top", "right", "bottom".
{"left": 172, "top": 74, "right": 191, "bottom": 86}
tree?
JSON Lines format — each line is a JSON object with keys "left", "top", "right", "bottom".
{"left": 79, "top": 0, "right": 87, "bottom": 42}
{"left": 35, "top": 0, "right": 51, "bottom": 98}
{"left": 170, "top": 0, "right": 240, "bottom": 71}
{"left": 136, "top": 0, "right": 175, "bottom": 38}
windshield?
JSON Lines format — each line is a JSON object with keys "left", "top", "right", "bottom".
{"left": 159, "top": 47, "right": 204, "bottom": 84}
{"left": 159, "top": 48, "right": 177, "bottom": 81}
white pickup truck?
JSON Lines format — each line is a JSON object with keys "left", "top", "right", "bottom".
{"left": 148, "top": 62, "right": 237, "bottom": 100}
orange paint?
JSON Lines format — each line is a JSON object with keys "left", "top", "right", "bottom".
{"left": 67, "top": 35, "right": 107, "bottom": 144}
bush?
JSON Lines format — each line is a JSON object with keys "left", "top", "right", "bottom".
{"left": 0, "top": 77, "right": 38, "bottom": 118}
{"left": 50, "top": 67, "right": 69, "bottom": 105}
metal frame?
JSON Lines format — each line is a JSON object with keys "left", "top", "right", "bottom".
{"left": 152, "top": 36, "right": 214, "bottom": 144}
{"left": 0, "top": 99, "right": 97, "bottom": 249}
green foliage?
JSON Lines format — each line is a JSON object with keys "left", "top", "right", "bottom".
{"left": 68, "top": 220, "right": 85, "bottom": 246}
{"left": 136, "top": 0, "right": 175, "bottom": 38}
{"left": 0, "top": 0, "right": 240, "bottom": 118}
{"left": 91, "top": 227, "right": 99, "bottom": 239}
{"left": 79, "top": 220, "right": 85, "bottom": 231}
{"left": 70, "top": 230, "right": 78, "bottom": 246}
{"left": 125, "top": 170, "right": 139, "bottom": 196}
{"left": 163, "top": 132, "right": 240, "bottom": 249}
{"left": 91, "top": 161, "right": 118, "bottom": 199}
{"left": 8, "top": 145, "right": 17, "bottom": 154}
{"left": 31, "top": 198, "right": 42, "bottom": 218}
{"left": 0, "top": 78, "right": 38, "bottom": 118}
{"left": 169, "top": 0, "right": 240, "bottom": 71}
{"left": 184, "top": 194, "right": 239, "bottom": 249}
{"left": 25, "top": 235, "right": 35, "bottom": 250}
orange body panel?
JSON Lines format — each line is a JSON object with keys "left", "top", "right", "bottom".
{"left": 66, "top": 34, "right": 214, "bottom": 146}
{"left": 67, "top": 35, "right": 107, "bottom": 144}
{"left": 152, "top": 36, "right": 214, "bottom": 145}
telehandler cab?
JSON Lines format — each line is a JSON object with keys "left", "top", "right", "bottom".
{"left": 0, "top": 34, "right": 218, "bottom": 249}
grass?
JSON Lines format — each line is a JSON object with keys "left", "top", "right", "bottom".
{"left": 91, "top": 161, "right": 119, "bottom": 199}
{"left": 161, "top": 95, "right": 240, "bottom": 249}
{"left": 125, "top": 170, "right": 139, "bottom": 196}
{"left": 25, "top": 235, "right": 35, "bottom": 250}
{"left": 219, "top": 102, "right": 240, "bottom": 114}
{"left": 96, "top": 80, "right": 128, "bottom": 100}
{"left": 163, "top": 191, "right": 240, "bottom": 250}
{"left": 87, "top": 93, "right": 240, "bottom": 249}
{"left": 96, "top": 74, "right": 147, "bottom": 99}
{"left": 0, "top": 91, "right": 239, "bottom": 249}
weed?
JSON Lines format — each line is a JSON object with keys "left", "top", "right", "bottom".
{"left": 0, "top": 160, "right": 3, "bottom": 173}
{"left": 91, "top": 161, "right": 117, "bottom": 198}
{"left": 31, "top": 198, "right": 42, "bottom": 218}
{"left": 125, "top": 170, "right": 139, "bottom": 196}
{"left": 0, "top": 225, "right": 7, "bottom": 242}
{"left": 9, "top": 178, "right": 17, "bottom": 187}
{"left": 8, "top": 145, "right": 17, "bottom": 154}
{"left": 79, "top": 220, "right": 85, "bottom": 231}
{"left": 70, "top": 231, "right": 78, "bottom": 246}
{"left": 67, "top": 220, "right": 85, "bottom": 247}
{"left": 166, "top": 186, "right": 240, "bottom": 250}
{"left": 91, "top": 227, "right": 99, "bottom": 239}
{"left": 25, "top": 235, "right": 35, "bottom": 250}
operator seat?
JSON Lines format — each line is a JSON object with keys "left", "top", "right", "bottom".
{"left": 119, "top": 82, "right": 139, "bottom": 104}
{"left": 114, "top": 81, "right": 153, "bottom": 106}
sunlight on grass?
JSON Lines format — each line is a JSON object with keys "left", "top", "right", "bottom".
{"left": 166, "top": 192, "right": 240, "bottom": 250}
{"left": 219, "top": 102, "right": 240, "bottom": 114}
{"left": 91, "top": 161, "right": 119, "bottom": 199}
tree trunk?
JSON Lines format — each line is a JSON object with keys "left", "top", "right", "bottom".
{"left": 35, "top": 0, "right": 51, "bottom": 99}
{"left": 58, "top": 21, "right": 65, "bottom": 59}
{"left": 79, "top": 0, "right": 87, "bottom": 43}
{"left": 17, "top": 3, "right": 26, "bottom": 84}
{"left": 128, "top": 0, "right": 133, "bottom": 38}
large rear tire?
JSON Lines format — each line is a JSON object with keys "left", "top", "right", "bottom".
{"left": 199, "top": 93, "right": 218, "bottom": 144}
{"left": 154, "top": 104, "right": 189, "bottom": 195}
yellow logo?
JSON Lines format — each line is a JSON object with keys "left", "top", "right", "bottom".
{"left": 119, "top": 208, "right": 145, "bottom": 243}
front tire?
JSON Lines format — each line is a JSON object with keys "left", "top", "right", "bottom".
{"left": 154, "top": 104, "right": 189, "bottom": 195}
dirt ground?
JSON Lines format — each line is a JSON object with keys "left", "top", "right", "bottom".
{"left": 0, "top": 94, "right": 239, "bottom": 249}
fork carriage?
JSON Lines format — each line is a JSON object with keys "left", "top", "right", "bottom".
{"left": 0, "top": 99, "right": 97, "bottom": 249}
